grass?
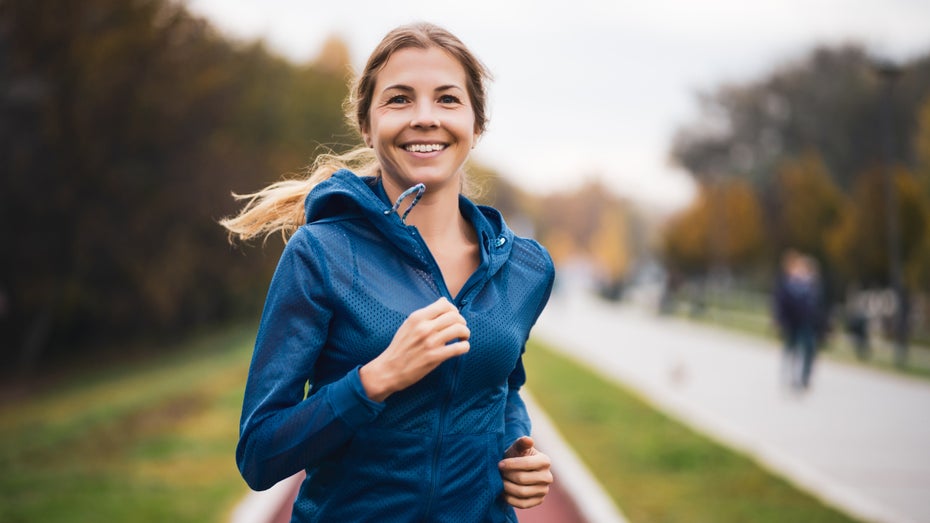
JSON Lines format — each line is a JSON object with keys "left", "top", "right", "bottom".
{"left": 0, "top": 325, "right": 255, "bottom": 523}
{"left": 524, "top": 338, "right": 863, "bottom": 523}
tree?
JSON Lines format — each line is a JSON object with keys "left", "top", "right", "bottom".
{"left": 590, "top": 206, "right": 632, "bottom": 285}
{"left": 661, "top": 186, "right": 712, "bottom": 277}
{"left": 915, "top": 96, "right": 930, "bottom": 194}
{"left": 661, "top": 178, "right": 765, "bottom": 277}
{"left": 671, "top": 45, "right": 930, "bottom": 193}
{"left": 532, "top": 180, "right": 638, "bottom": 279}
{"left": 771, "top": 151, "right": 846, "bottom": 269}
{"left": 825, "top": 167, "right": 930, "bottom": 287}
{"left": 0, "top": 0, "right": 352, "bottom": 372}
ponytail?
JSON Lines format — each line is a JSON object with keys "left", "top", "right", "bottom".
{"left": 220, "top": 147, "right": 377, "bottom": 244}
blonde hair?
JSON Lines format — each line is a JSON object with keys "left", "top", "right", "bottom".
{"left": 221, "top": 22, "right": 492, "bottom": 243}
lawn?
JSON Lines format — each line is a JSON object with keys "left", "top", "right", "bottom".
{"left": 524, "top": 338, "right": 863, "bottom": 523}
{"left": 0, "top": 326, "right": 255, "bottom": 523}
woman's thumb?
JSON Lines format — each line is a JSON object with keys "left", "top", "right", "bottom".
{"left": 506, "top": 436, "right": 535, "bottom": 458}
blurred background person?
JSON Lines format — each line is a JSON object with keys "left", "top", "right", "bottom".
{"left": 774, "top": 250, "right": 825, "bottom": 391}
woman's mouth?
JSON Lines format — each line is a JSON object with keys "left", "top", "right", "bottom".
{"left": 403, "top": 143, "right": 447, "bottom": 153}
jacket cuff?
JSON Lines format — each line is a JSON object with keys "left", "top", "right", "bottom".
{"left": 328, "top": 366, "right": 385, "bottom": 427}
{"left": 505, "top": 425, "right": 530, "bottom": 450}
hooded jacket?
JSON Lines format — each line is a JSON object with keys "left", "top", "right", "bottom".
{"left": 236, "top": 170, "right": 555, "bottom": 522}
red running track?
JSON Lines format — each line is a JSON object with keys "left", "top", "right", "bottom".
{"left": 515, "top": 475, "right": 588, "bottom": 523}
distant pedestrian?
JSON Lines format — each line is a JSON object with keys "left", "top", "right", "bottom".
{"left": 221, "top": 22, "right": 554, "bottom": 522}
{"left": 774, "top": 250, "right": 824, "bottom": 391}
{"left": 844, "top": 287, "right": 870, "bottom": 360}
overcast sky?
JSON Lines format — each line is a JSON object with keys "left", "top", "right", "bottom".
{"left": 184, "top": 0, "right": 930, "bottom": 211}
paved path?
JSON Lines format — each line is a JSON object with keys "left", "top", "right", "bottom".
{"left": 533, "top": 292, "right": 930, "bottom": 523}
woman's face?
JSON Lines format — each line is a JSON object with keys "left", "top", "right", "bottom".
{"left": 363, "top": 46, "right": 477, "bottom": 195}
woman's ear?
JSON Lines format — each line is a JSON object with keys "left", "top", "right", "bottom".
{"left": 361, "top": 124, "right": 372, "bottom": 148}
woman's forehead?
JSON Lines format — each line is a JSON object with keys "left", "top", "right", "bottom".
{"left": 375, "top": 47, "right": 467, "bottom": 90}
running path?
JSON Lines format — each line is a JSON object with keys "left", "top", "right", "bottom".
{"left": 514, "top": 481, "right": 585, "bottom": 523}
{"left": 533, "top": 291, "right": 930, "bottom": 523}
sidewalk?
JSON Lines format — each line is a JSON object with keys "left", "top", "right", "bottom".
{"left": 533, "top": 292, "right": 930, "bottom": 523}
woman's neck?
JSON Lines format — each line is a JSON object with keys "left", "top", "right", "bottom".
{"left": 381, "top": 175, "right": 480, "bottom": 297}
{"left": 382, "top": 177, "right": 469, "bottom": 244}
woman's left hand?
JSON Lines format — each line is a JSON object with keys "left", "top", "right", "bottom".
{"left": 498, "top": 436, "right": 553, "bottom": 509}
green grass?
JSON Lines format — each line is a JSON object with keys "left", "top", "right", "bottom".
{"left": 524, "top": 338, "right": 863, "bottom": 523}
{"left": 0, "top": 326, "right": 255, "bottom": 523}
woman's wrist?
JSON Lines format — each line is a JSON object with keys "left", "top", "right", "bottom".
{"left": 359, "top": 361, "right": 393, "bottom": 402}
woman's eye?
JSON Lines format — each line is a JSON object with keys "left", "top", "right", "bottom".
{"left": 439, "top": 94, "right": 460, "bottom": 104}
{"left": 387, "top": 95, "right": 409, "bottom": 104}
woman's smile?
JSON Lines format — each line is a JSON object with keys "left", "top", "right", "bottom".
{"left": 403, "top": 143, "right": 447, "bottom": 153}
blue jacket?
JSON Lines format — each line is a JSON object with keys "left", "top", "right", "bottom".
{"left": 236, "top": 170, "right": 555, "bottom": 522}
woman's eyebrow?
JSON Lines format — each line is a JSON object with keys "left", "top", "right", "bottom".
{"left": 381, "top": 84, "right": 464, "bottom": 93}
{"left": 382, "top": 84, "right": 414, "bottom": 93}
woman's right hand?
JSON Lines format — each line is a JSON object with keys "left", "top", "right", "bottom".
{"left": 359, "top": 298, "right": 470, "bottom": 402}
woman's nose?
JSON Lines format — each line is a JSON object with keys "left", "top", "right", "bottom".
{"left": 410, "top": 102, "right": 440, "bottom": 129}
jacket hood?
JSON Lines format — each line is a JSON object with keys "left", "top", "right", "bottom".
{"left": 303, "top": 169, "right": 515, "bottom": 276}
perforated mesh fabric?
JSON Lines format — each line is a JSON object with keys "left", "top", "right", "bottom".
{"left": 237, "top": 171, "right": 554, "bottom": 522}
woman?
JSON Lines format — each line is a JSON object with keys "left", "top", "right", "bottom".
{"left": 223, "top": 22, "right": 555, "bottom": 522}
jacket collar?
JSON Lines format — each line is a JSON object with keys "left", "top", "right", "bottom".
{"left": 304, "top": 169, "right": 514, "bottom": 277}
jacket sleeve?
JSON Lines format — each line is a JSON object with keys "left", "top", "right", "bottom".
{"left": 504, "top": 362, "right": 531, "bottom": 447}
{"left": 236, "top": 228, "right": 385, "bottom": 491}
{"left": 504, "top": 244, "right": 556, "bottom": 448}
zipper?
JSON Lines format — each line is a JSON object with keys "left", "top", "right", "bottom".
{"left": 407, "top": 225, "right": 474, "bottom": 520}
{"left": 421, "top": 355, "right": 462, "bottom": 521}
{"left": 406, "top": 227, "right": 452, "bottom": 299}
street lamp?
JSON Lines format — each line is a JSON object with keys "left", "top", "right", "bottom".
{"left": 872, "top": 58, "right": 906, "bottom": 366}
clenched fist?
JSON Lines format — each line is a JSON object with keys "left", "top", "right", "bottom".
{"left": 360, "top": 298, "right": 470, "bottom": 402}
{"left": 499, "top": 436, "right": 553, "bottom": 509}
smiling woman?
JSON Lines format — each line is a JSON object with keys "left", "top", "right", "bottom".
{"left": 220, "top": 22, "right": 556, "bottom": 522}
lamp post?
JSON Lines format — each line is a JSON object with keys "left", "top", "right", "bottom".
{"left": 873, "top": 59, "right": 906, "bottom": 366}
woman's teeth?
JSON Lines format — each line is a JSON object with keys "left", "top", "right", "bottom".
{"left": 405, "top": 144, "right": 445, "bottom": 152}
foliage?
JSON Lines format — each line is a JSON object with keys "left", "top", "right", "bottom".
{"left": 661, "top": 178, "right": 766, "bottom": 277}
{"left": 524, "top": 339, "right": 862, "bottom": 523}
{"left": 0, "top": 0, "right": 350, "bottom": 370}
{"left": 825, "top": 166, "right": 930, "bottom": 287}
{"left": 918, "top": 96, "right": 930, "bottom": 189}
{"left": 535, "top": 180, "right": 638, "bottom": 282}
{"left": 772, "top": 152, "right": 846, "bottom": 261}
